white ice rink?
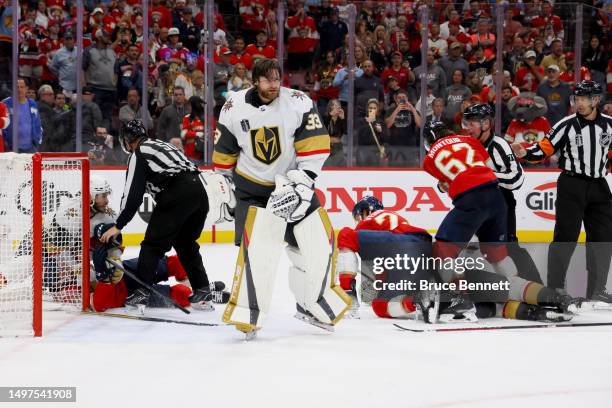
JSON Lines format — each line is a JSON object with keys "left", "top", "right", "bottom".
{"left": 1, "top": 244, "right": 612, "bottom": 408}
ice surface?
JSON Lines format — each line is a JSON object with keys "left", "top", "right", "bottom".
{"left": 1, "top": 244, "right": 612, "bottom": 408}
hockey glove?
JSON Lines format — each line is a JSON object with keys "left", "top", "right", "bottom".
{"left": 267, "top": 170, "right": 314, "bottom": 223}
{"left": 92, "top": 245, "right": 112, "bottom": 282}
{"left": 92, "top": 246, "right": 123, "bottom": 284}
{"left": 94, "top": 223, "right": 123, "bottom": 248}
{"left": 201, "top": 171, "right": 236, "bottom": 224}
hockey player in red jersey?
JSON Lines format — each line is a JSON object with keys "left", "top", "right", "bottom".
{"left": 423, "top": 119, "right": 578, "bottom": 321}
{"left": 337, "top": 196, "right": 431, "bottom": 319}
{"left": 336, "top": 196, "right": 577, "bottom": 323}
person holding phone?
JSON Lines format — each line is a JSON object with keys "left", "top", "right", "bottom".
{"left": 385, "top": 89, "right": 422, "bottom": 167}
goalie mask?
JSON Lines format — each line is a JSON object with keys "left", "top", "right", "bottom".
{"left": 120, "top": 119, "right": 148, "bottom": 153}
{"left": 352, "top": 196, "right": 383, "bottom": 222}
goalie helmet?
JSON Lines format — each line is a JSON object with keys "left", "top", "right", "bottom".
{"left": 120, "top": 119, "right": 147, "bottom": 152}
{"left": 352, "top": 196, "right": 383, "bottom": 221}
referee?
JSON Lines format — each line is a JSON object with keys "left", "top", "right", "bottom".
{"left": 462, "top": 104, "right": 542, "bottom": 283}
{"left": 100, "top": 119, "right": 213, "bottom": 309}
{"left": 513, "top": 80, "right": 612, "bottom": 302}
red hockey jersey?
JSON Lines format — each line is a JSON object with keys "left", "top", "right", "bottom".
{"left": 423, "top": 135, "right": 496, "bottom": 199}
{"left": 338, "top": 209, "right": 429, "bottom": 252}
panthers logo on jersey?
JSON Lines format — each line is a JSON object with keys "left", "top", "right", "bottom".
{"left": 250, "top": 126, "right": 281, "bottom": 164}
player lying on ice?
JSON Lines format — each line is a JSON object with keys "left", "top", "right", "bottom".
{"left": 336, "top": 198, "right": 582, "bottom": 324}
{"left": 88, "top": 176, "right": 229, "bottom": 312}
{"left": 213, "top": 58, "right": 351, "bottom": 338}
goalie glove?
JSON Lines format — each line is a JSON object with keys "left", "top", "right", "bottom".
{"left": 267, "top": 169, "right": 315, "bottom": 223}
{"left": 201, "top": 171, "right": 236, "bottom": 224}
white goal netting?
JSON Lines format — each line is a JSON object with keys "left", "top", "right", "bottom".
{"left": 0, "top": 153, "right": 88, "bottom": 336}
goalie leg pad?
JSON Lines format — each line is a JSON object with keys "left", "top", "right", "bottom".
{"left": 222, "top": 206, "right": 287, "bottom": 330}
{"left": 287, "top": 208, "right": 351, "bottom": 325}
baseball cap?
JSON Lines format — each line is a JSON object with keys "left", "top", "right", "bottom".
{"left": 92, "top": 7, "right": 103, "bottom": 14}
{"left": 220, "top": 47, "right": 233, "bottom": 55}
{"left": 64, "top": 30, "right": 74, "bottom": 39}
{"left": 524, "top": 50, "right": 536, "bottom": 59}
{"left": 82, "top": 86, "right": 94, "bottom": 95}
{"left": 547, "top": 64, "right": 560, "bottom": 72}
{"left": 168, "top": 27, "right": 180, "bottom": 36}
{"left": 391, "top": 51, "right": 402, "bottom": 58}
{"left": 450, "top": 42, "right": 463, "bottom": 49}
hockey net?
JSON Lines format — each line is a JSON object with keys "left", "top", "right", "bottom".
{"left": 0, "top": 153, "right": 90, "bottom": 337}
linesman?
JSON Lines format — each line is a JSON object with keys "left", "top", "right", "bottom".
{"left": 513, "top": 80, "right": 612, "bottom": 302}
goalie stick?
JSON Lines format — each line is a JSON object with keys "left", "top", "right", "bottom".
{"left": 85, "top": 311, "right": 221, "bottom": 326}
{"left": 393, "top": 321, "right": 612, "bottom": 333}
{"left": 105, "top": 257, "right": 191, "bottom": 315}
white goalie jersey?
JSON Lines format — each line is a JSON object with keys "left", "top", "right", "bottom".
{"left": 213, "top": 87, "right": 330, "bottom": 195}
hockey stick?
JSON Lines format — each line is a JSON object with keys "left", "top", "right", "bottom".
{"left": 393, "top": 321, "right": 612, "bottom": 333}
{"left": 106, "top": 258, "right": 191, "bottom": 314}
{"left": 579, "top": 301, "right": 612, "bottom": 311}
{"left": 85, "top": 311, "right": 220, "bottom": 326}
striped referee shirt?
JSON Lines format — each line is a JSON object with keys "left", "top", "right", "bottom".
{"left": 483, "top": 135, "right": 525, "bottom": 191}
{"left": 524, "top": 112, "right": 612, "bottom": 178}
{"left": 116, "top": 139, "right": 199, "bottom": 229}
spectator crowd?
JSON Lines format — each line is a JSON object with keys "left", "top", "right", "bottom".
{"left": 1, "top": 0, "right": 612, "bottom": 167}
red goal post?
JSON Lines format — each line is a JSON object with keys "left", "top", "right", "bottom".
{"left": 0, "top": 152, "right": 90, "bottom": 337}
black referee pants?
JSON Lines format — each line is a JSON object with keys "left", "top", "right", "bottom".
{"left": 548, "top": 172, "right": 612, "bottom": 296}
{"left": 501, "top": 188, "right": 543, "bottom": 284}
{"left": 136, "top": 173, "right": 210, "bottom": 290}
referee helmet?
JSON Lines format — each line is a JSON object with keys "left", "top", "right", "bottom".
{"left": 573, "top": 80, "right": 603, "bottom": 97}
{"left": 120, "top": 119, "right": 148, "bottom": 152}
{"left": 572, "top": 80, "right": 603, "bottom": 111}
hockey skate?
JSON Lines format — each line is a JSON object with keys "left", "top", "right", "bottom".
{"left": 344, "top": 280, "right": 360, "bottom": 319}
{"left": 294, "top": 304, "right": 335, "bottom": 332}
{"left": 529, "top": 306, "right": 574, "bottom": 323}
{"left": 545, "top": 291, "right": 583, "bottom": 314}
{"left": 125, "top": 288, "right": 150, "bottom": 315}
{"left": 189, "top": 288, "right": 214, "bottom": 311}
{"left": 416, "top": 289, "right": 440, "bottom": 324}
{"left": 438, "top": 293, "right": 478, "bottom": 323}
{"left": 209, "top": 281, "right": 230, "bottom": 304}
{"left": 589, "top": 290, "right": 612, "bottom": 304}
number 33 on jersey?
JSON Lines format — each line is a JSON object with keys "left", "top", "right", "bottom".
{"left": 423, "top": 135, "right": 498, "bottom": 199}
{"left": 212, "top": 88, "right": 330, "bottom": 194}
